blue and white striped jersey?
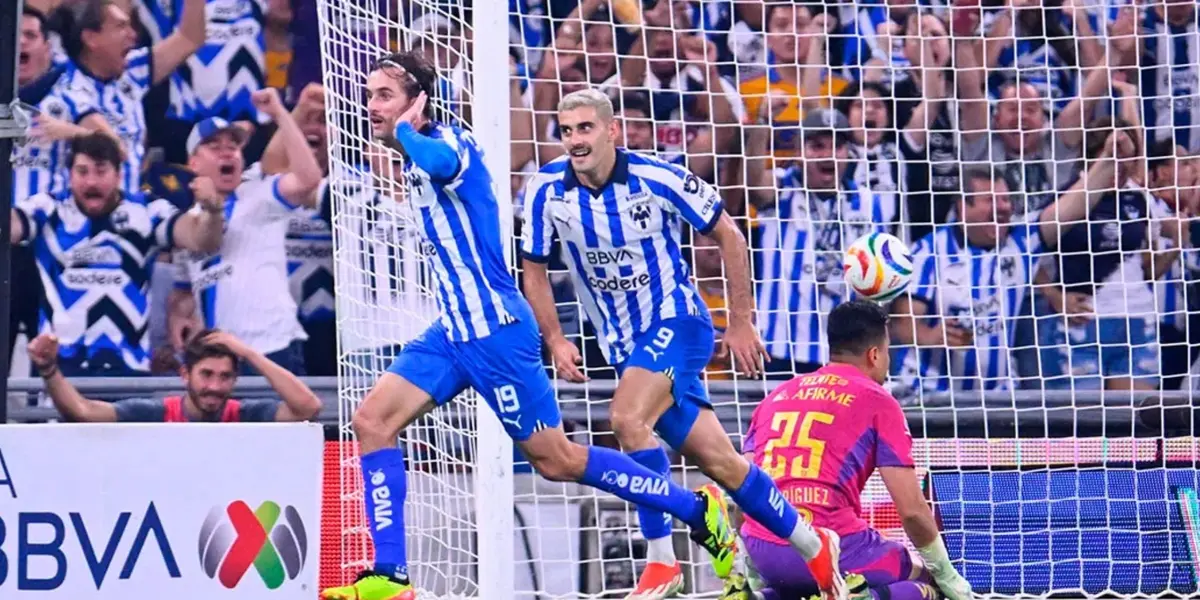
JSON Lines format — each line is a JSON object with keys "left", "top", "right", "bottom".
{"left": 287, "top": 180, "right": 334, "bottom": 326}
{"left": 59, "top": 48, "right": 154, "bottom": 193}
{"left": 893, "top": 223, "right": 1043, "bottom": 393}
{"left": 1140, "top": 8, "right": 1200, "bottom": 153}
{"left": 402, "top": 123, "right": 525, "bottom": 342}
{"left": 12, "top": 66, "right": 95, "bottom": 202}
{"left": 137, "top": 0, "right": 266, "bottom": 123}
{"left": 521, "top": 150, "right": 722, "bottom": 364}
{"left": 15, "top": 192, "right": 180, "bottom": 373}
{"left": 841, "top": 5, "right": 912, "bottom": 87}
{"left": 755, "top": 167, "right": 897, "bottom": 364}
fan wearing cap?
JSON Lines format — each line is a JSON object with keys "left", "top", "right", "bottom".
{"left": 168, "top": 87, "right": 323, "bottom": 375}
{"left": 7, "top": 132, "right": 225, "bottom": 376}
{"left": 747, "top": 107, "right": 899, "bottom": 376}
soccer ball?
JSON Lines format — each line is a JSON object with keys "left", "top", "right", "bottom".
{"left": 843, "top": 232, "right": 913, "bottom": 302}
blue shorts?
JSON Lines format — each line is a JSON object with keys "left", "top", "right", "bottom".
{"left": 1038, "top": 315, "right": 1160, "bottom": 390}
{"left": 387, "top": 316, "right": 562, "bottom": 441}
{"left": 618, "top": 315, "right": 715, "bottom": 449}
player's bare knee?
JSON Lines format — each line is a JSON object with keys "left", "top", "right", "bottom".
{"left": 521, "top": 431, "right": 586, "bottom": 482}
{"left": 351, "top": 404, "right": 393, "bottom": 449}
{"left": 609, "top": 406, "right": 656, "bottom": 450}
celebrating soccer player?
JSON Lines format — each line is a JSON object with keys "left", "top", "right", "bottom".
{"left": 320, "top": 52, "right": 743, "bottom": 600}
{"left": 726, "top": 300, "right": 972, "bottom": 600}
{"left": 520, "top": 89, "right": 844, "bottom": 600}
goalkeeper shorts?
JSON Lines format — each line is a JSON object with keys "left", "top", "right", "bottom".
{"left": 743, "top": 528, "right": 927, "bottom": 595}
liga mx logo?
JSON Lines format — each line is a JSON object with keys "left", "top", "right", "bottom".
{"left": 199, "top": 500, "right": 309, "bottom": 589}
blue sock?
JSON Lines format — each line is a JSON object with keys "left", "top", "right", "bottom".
{"left": 628, "top": 447, "right": 673, "bottom": 541}
{"left": 727, "top": 465, "right": 799, "bottom": 540}
{"left": 580, "top": 446, "right": 705, "bottom": 530}
{"left": 361, "top": 448, "right": 409, "bottom": 581}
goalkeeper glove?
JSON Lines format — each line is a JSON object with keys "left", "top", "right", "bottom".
{"left": 918, "top": 538, "right": 974, "bottom": 600}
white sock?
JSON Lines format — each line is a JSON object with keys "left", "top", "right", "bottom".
{"left": 645, "top": 535, "right": 676, "bottom": 565}
{"left": 787, "top": 520, "right": 822, "bottom": 561}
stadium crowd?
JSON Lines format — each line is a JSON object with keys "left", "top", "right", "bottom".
{"left": 5, "top": 0, "right": 1200, "bottom": 416}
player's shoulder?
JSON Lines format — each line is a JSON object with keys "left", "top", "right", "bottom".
{"left": 625, "top": 150, "right": 691, "bottom": 187}
{"left": 527, "top": 156, "right": 571, "bottom": 190}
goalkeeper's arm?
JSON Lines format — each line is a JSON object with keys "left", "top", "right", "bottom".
{"left": 879, "top": 466, "right": 973, "bottom": 600}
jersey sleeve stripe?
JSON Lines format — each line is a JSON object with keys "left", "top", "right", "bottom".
{"left": 697, "top": 201, "right": 723, "bottom": 236}
{"left": 521, "top": 179, "right": 553, "bottom": 260}
{"left": 270, "top": 176, "right": 300, "bottom": 209}
{"left": 158, "top": 209, "right": 183, "bottom": 249}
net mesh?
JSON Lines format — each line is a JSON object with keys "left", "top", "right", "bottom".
{"left": 315, "top": 0, "right": 1200, "bottom": 598}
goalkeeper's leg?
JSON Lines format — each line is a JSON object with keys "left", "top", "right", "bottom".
{"left": 731, "top": 531, "right": 938, "bottom": 600}
{"left": 321, "top": 324, "right": 470, "bottom": 600}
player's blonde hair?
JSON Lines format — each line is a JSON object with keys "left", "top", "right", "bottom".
{"left": 558, "top": 89, "right": 614, "bottom": 122}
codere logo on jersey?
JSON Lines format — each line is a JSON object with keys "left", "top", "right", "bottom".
{"left": 198, "top": 500, "right": 308, "bottom": 590}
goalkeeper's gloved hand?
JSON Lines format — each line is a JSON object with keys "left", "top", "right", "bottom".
{"left": 917, "top": 538, "right": 974, "bottom": 600}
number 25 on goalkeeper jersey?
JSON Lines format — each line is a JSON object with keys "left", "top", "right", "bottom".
{"left": 520, "top": 150, "right": 725, "bottom": 365}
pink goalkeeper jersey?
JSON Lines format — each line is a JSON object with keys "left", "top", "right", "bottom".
{"left": 741, "top": 363, "right": 915, "bottom": 542}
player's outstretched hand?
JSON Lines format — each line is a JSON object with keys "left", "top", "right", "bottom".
{"left": 723, "top": 320, "right": 768, "bottom": 379}
{"left": 548, "top": 336, "right": 588, "bottom": 383}
{"left": 931, "top": 569, "right": 974, "bottom": 600}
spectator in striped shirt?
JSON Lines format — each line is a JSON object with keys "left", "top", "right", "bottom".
{"left": 889, "top": 131, "right": 1137, "bottom": 396}
{"left": 747, "top": 108, "right": 897, "bottom": 378}
{"left": 58, "top": 0, "right": 206, "bottom": 192}
{"left": 1110, "top": 1, "right": 1199, "bottom": 153}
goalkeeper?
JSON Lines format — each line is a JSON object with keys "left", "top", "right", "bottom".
{"left": 723, "top": 301, "right": 972, "bottom": 600}
{"left": 521, "top": 89, "right": 843, "bottom": 600}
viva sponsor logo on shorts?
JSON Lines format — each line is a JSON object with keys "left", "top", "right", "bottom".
{"left": 600, "top": 470, "right": 670, "bottom": 496}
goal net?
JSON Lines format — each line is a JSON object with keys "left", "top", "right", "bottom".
{"left": 315, "top": 0, "right": 1200, "bottom": 598}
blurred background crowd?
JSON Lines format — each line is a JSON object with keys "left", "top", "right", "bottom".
{"left": 7, "top": 0, "right": 1200, "bottom": 412}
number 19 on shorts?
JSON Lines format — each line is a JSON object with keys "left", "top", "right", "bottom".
{"left": 494, "top": 385, "right": 520, "bottom": 414}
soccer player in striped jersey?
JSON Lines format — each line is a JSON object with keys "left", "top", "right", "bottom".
{"left": 521, "top": 89, "right": 845, "bottom": 600}
{"left": 727, "top": 300, "right": 972, "bottom": 600}
{"left": 59, "top": 0, "right": 206, "bottom": 192}
{"left": 321, "top": 52, "right": 742, "bottom": 600}
{"left": 891, "top": 151, "right": 1126, "bottom": 394}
